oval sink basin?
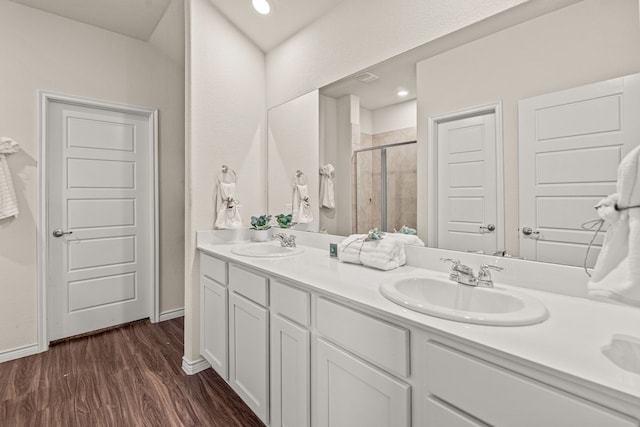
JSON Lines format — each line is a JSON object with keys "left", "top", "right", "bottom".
{"left": 231, "top": 242, "right": 304, "bottom": 258}
{"left": 379, "top": 276, "right": 548, "bottom": 326}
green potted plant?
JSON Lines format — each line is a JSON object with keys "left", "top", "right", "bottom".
{"left": 275, "top": 213, "right": 293, "bottom": 228}
{"left": 250, "top": 214, "right": 272, "bottom": 241}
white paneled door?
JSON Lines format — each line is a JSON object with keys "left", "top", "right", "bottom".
{"left": 435, "top": 111, "right": 500, "bottom": 254}
{"left": 518, "top": 73, "right": 640, "bottom": 267}
{"left": 46, "top": 97, "right": 156, "bottom": 341}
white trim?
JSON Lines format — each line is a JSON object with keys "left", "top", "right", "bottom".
{"left": 159, "top": 308, "right": 185, "bottom": 322}
{"left": 427, "top": 102, "right": 505, "bottom": 250}
{"left": 0, "top": 343, "right": 41, "bottom": 363}
{"left": 182, "top": 356, "right": 211, "bottom": 375}
{"left": 37, "top": 91, "right": 160, "bottom": 352}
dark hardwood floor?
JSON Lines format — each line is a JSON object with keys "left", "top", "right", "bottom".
{"left": 0, "top": 318, "right": 265, "bottom": 426}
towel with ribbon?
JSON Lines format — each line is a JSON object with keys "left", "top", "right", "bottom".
{"left": 588, "top": 145, "right": 640, "bottom": 306}
{"left": 214, "top": 181, "right": 243, "bottom": 229}
{"left": 338, "top": 229, "right": 406, "bottom": 271}
{"left": 319, "top": 163, "right": 335, "bottom": 209}
{"left": 293, "top": 183, "right": 313, "bottom": 224}
{"left": 0, "top": 137, "right": 19, "bottom": 220}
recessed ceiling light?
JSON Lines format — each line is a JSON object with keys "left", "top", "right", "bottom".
{"left": 397, "top": 89, "right": 409, "bottom": 97}
{"left": 252, "top": 0, "right": 271, "bottom": 15}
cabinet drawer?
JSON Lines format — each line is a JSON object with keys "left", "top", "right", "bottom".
{"left": 271, "top": 281, "right": 310, "bottom": 327}
{"left": 425, "top": 342, "right": 638, "bottom": 427}
{"left": 316, "top": 298, "right": 409, "bottom": 378}
{"left": 200, "top": 252, "right": 227, "bottom": 285}
{"left": 229, "top": 265, "right": 268, "bottom": 306}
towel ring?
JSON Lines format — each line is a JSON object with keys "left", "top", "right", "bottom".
{"left": 294, "top": 170, "right": 308, "bottom": 186}
{"left": 218, "top": 165, "right": 237, "bottom": 184}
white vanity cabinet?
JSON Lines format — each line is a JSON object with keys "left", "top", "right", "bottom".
{"left": 270, "top": 280, "right": 311, "bottom": 427}
{"left": 228, "top": 265, "right": 270, "bottom": 424}
{"left": 199, "top": 252, "right": 228, "bottom": 379}
{"left": 198, "top": 250, "right": 640, "bottom": 427}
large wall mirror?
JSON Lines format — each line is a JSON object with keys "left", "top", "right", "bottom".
{"left": 267, "top": 0, "right": 640, "bottom": 268}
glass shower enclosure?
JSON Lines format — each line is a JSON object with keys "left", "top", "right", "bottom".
{"left": 353, "top": 141, "right": 417, "bottom": 233}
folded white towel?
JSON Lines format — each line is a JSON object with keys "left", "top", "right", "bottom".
{"left": 588, "top": 145, "right": 640, "bottom": 306}
{"left": 0, "top": 137, "right": 19, "bottom": 220}
{"left": 387, "top": 233, "right": 425, "bottom": 247}
{"left": 214, "top": 181, "right": 243, "bottom": 229}
{"left": 293, "top": 184, "right": 313, "bottom": 224}
{"left": 319, "top": 164, "right": 335, "bottom": 209}
{"left": 338, "top": 234, "right": 406, "bottom": 271}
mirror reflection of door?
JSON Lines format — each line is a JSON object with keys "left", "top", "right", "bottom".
{"left": 434, "top": 110, "right": 500, "bottom": 254}
{"left": 518, "top": 73, "right": 640, "bottom": 267}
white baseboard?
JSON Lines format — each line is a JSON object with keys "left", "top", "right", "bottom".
{"left": 159, "top": 308, "right": 184, "bottom": 322}
{"left": 0, "top": 343, "right": 41, "bottom": 364}
{"left": 182, "top": 356, "right": 210, "bottom": 375}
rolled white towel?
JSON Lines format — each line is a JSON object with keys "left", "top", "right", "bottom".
{"left": 338, "top": 234, "right": 406, "bottom": 271}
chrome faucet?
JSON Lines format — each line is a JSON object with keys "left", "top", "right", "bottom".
{"left": 273, "top": 233, "right": 296, "bottom": 248}
{"left": 440, "top": 258, "right": 504, "bottom": 288}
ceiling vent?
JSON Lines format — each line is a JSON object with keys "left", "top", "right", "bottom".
{"left": 354, "top": 72, "right": 379, "bottom": 83}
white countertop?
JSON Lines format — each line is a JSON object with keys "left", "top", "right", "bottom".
{"left": 197, "top": 234, "right": 640, "bottom": 406}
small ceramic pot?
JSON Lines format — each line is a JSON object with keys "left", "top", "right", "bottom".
{"left": 250, "top": 228, "right": 270, "bottom": 242}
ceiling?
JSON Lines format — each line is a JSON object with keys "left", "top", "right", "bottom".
{"left": 208, "top": 0, "right": 347, "bottom": 52}
{"left": 9, "top": 0, "right": 172, "bottom": 41}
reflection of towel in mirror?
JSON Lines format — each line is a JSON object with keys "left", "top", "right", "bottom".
{"left": 338, "top": 234, "right": 406, "bottom": 271}
{"left": 588, "top": 145, "right": 640, "bottom": 306}
{"left": 319, "top": 164, "right": 335, "bottom": 209}
{"left": 0, "top": 137, "right": 19, "bottom": 220}
{"left": 387, "top": 233, "right": 425, "bottom": 247}
{"left": 214, "top": 181, "right": 243, "bottom": 229}
{"left": 293, "top": 184, "right": 313, "bottom": 224}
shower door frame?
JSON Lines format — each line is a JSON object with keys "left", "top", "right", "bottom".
{"left": 353, "top": 140, "right": 417, "bottom": 233}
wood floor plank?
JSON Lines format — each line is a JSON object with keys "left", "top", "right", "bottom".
{"left": 0, "top": 318, "right": 264, "bottom": 427}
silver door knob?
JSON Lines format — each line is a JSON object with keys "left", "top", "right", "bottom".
{"left": 521, "top": 227, "right": 539, "bottom": 236}
{"left": 480, "top": 224, "right": 496, "bottom": 233}
{"left": 52, "top": 229, "right": 73, "bottom": 238}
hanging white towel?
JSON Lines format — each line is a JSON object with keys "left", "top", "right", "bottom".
{"left": 588, "top": 145, "right": 640, "bottom": 306}
{"left": 338, "top": 234, "right": 406, "bottom": 271}
{"left": 293, "top": 184, "right": 313, "bottom": 224}
{"left": 214, "top": 181, "right": 243, "bottom": 229}
{"left": 319, "top": 164, "right": 335, "bottom": 209}
{"left": 0, "top": 137, "right": 19, "bottom": 220}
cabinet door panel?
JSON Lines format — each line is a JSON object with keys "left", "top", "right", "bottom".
{"left": 424, "top": 397, "right": 487, "bottom": 427}
{"left": 200, "top": 276, "right": 227, "bottom": 378}
{"left": 229, "top": 292, "right": 269, "bottom": 424}
{"left": 316, "top": 338, "right": 410, "bottom": 427}
{"left": 271, "top": 314, "right": 310, "bottom": 427}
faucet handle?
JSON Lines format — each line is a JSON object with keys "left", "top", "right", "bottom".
{"left": 440, "top": 258, "right": 461, "bottom": 282}
{"left": 477, "top": 264, "right": 504, "bottom": 288}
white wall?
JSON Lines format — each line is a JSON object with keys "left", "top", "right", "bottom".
{"left": 359, "top": 107, "right": 373, "bottom": 135}
{"left": 416, "top": 0, "right": 640, "bottom": 253}
{"left": 372, "top": 100, "right": 417, "bottom": 135}
{"left": 184, "top": 0, "right": 266, "bottom": 362}
{"left": 0, "top": 0, "right": 185, "bottom": 355}
{"left": 265, "top": 0, "right": 534, "bottom": 108}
